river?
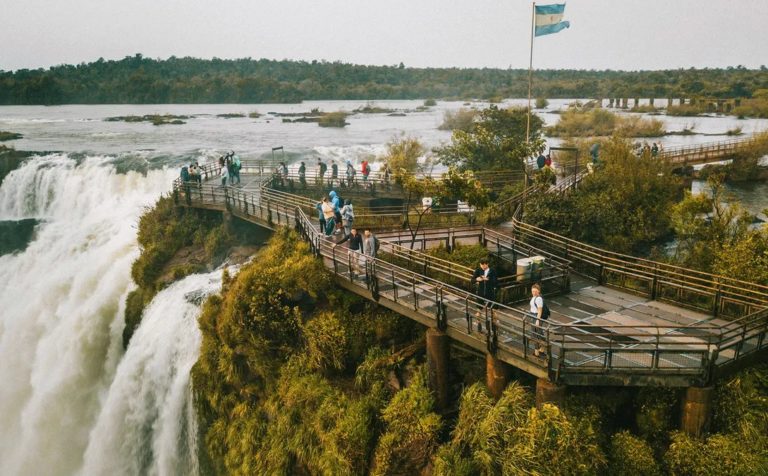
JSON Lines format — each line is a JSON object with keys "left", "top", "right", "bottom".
{"left": 0, "top": 101, "right": 766, "bottom": 475}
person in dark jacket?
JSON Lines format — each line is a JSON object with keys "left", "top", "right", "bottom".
{"left": 334, "top": 228, "right": 364, "bottom": 278}
{"left": 472, "top": 259, "right": 498, "bottom": 330}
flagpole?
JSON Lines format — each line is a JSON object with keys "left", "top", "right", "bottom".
{"left": 526, "top": 2, "right": 535, "bottom": 143}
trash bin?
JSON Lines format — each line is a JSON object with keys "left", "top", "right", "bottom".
{"left": 530, "top": 256, "right": 545, "bottom": 279}
{"left": 516, "top": 258, "right": 532, "bottom": 282}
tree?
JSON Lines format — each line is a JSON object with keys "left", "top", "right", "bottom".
{"left": 437, "top": 105, "right": 545, "bottom": 172}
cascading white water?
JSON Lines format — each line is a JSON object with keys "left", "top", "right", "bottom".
{"left": 80, "top": 271, "right": 224, "bottom": 476}
{"left": 0, "top": 154, "right": 192, "bottom": 476}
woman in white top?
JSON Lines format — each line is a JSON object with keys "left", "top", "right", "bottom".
{"left": 220, "top": 164, "right": 228, "bottom": 187}
{"left": 529, "top": 283, "right": 545, "bottom": 356}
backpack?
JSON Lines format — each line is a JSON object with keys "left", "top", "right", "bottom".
{"left": 535, "top": 298, "right": 551, "bottom": 320}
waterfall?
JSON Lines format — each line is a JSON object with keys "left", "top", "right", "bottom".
{"left": 80, "top": 272, "right": 223, "bottom": 476}
{"left": 0, "top": 154, "right": 203, "bottom": 476}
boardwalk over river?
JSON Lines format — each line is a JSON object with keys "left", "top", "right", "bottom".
{"left": 173, "top": 156, "right": 768, "bottom": 432}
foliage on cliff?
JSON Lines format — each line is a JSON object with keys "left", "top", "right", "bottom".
{"left": 124, "top": 195, "right": 254, "bottom": 347}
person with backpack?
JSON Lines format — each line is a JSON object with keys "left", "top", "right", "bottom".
{"left": 329, "top": 190, "right": 343, "bottom": 234}
{"left": 363, "top": 229, "right": 379, "bottom": 259}
{"left": 530, "top": 283, "right": 550, "bottom": 357}
{"left": 319, "top": 197, "right": 335, "bottom": 236}
{"left": 340, "top": 199, "right": 355, "bottom": 236}
{"left": 472, "top": 259, "right": 498, "bottom": 331}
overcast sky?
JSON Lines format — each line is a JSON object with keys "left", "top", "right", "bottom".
{"left": 2, "top": 0, "right": 766, "bottom": 72}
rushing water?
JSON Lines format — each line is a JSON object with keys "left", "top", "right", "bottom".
{"left": 0, "top": 101, "right": 766, "bottom": 476}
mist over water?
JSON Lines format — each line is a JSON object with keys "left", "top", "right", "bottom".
{"left": 0, "top": 155, "right": 174, "bottom": 475}
{"left": 80, "top": 271, "right": 224, "bottom": 476}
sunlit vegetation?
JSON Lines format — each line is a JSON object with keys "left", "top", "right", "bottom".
{"left": 318, "top": 111, "right": 349, "bottom": 127}
{"left": 216, "top": 113, "right": 245, "bottom": 118}
{"left": 438, "top": 105, "right": 544, "bottom": 171}
{"left": 438, "top": 108, "right": 478, "bottom": 132}
{"left": 123, "top": 195, "right": 258, "bottom": 347}
{"left": 0, "top": 131, "right": 22, "bottom": 141}
{"left": 526, "top": 137, "right": 682, "bottom": 254}
{"left": 424, "top": 98, "right": 437, "bottom": 107}
{"left": 547, "top": 109, "right": 665, "bottom": 137}
{"left": 536, "top": 97, "right": 549, "bottom": 109}
{"left": 734, "top": 97, "right": 768, "bottom": 118}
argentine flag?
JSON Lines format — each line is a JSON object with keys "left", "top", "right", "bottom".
{"left": 535, "top": 3, "right": 570, "bottom": 37}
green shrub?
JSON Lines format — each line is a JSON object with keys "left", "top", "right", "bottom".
{"left": 0, "top": 131, "right": 22, "bottom": 141}
{"left": 303, "top": 311, "right": 348, "bottom": 374}
{"left": 371, "top": 366, "right": 442, "bottom": 475}
{"left": 318, "top": 111, "right": 349, "bottom": 127}
{"left": 424, "top": 98, "right": 437, "bottom": 107}
{"left": 635, "top": 387, "right": 678, "bottom": 453}
{"left": 547, "top": 108, "right": 665, "bottom": 137}
{"left": 608, "top": 431, "right": 661, "bottom": 476}
{"left": 438, "top": 108, "right": 478, "bottom": 132}
{"left": 536, "top": 97, "right": 549, "bottom": 109}
{"left": 664, "top": 431, "right": 766, "bottom": 476}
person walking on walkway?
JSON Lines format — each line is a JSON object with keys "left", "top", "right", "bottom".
{"left": 319, "top": 197, "right": 335, "bottom": 236}
{"left": 220, "top": 162, "right": 228, "bottom": 187}
{"left": 334, "top": 228, "right": 364, "bottom": 278}
{"left": 231, "top": 152, "right": 241, "bottom": 185}
{"left": 345, "top": 160, "right": 356, "bottom": 187}
{"left": 529, "top": 283, "right": 549, "bottom": 357}
{"left": 341, "top": 199, "right": 355, "bottom": 236}
{"left": 472, "top": 259, "right": 497, "bottom": 331}
{"left": 363, "top": 229, "right": 378, "bottom": 259}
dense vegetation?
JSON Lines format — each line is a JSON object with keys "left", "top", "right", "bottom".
{"left": 182, "top": 228, "right": 768, "bottom": 475}
{"left": 2, "top": 55, "right": 768, "bottom": 104}
{"left": 547, "top": 108, "right": 665, "bottom": 138}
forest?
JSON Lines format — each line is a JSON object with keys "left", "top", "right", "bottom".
{"left": 1, "top": 54, "right": 767, "bottom": 104}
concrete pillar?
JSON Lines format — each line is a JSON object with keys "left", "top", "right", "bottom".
{"left": 621, "top": 98, "right": 628, "bottom": 109}
{"left": 734, "top": 98, "right": 742, "bottom": 107}
{"left": 486, "top": 353, "right": 511, "bottom": 399}
{"left": 680, "top": 386, "right": 714, "bottom": 437}
{"left": 595, "top": 98, "right": 602, "bottom": 108}
{"left": 649, "top": 97, "right": 655, "bottom": 106}
{"left": 608, "top": 98, "right": 614, "bottom": 108}
{"left": 426, "top": 328, "right": 450, "bottom": 411}
{"left": 668, "top": 97, "right": 675, "bottom": 107}
{"left": 725, "top": 102, "right": 733, "bottom": 113}
{"left": 535, "top": 378, "right": 566, "bottom": 409}
{"left": 679, "top": 98, "right": 686, "bottom": 105}
{"left": 634, "top": 98, "right": 639, "bottom": 107}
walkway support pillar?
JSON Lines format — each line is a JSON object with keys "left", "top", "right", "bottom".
{"left": 486, "top": 353, "right": 511, "bottom": 399}
{"left": 535, "top": 378, "right": 566, "bottom": 409}
{"left": 680, "top": 386, "right": 714, "bottom": 437}
{"left": 426, "top": 328, "right": 450, "bottom": 411}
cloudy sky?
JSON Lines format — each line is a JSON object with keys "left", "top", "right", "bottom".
{"left": 2, "top": 0, "right": 766, "bottom": 71}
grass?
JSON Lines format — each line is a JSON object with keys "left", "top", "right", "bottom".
{"left": 547, "top": 109, "right": 665, "bottom": 138}
{"left": 666, "top": 103, "right": 709, "bottom": 116}
{"left": 216, "top": 113, "right": 246, "bottom": 119}
{"left": 0, "top": 131, "right": 22, "bottom": 141}
{"left": 535, "top": 98, "right": 548, "bottom": 109}
{"left": 318, "top": 111, "right": 349, "bottom": 128}
{"left": 354, "top": 102, "right": 396, "bottom": 114}
{"left": 105, "top": 114, "right": 189, "bottom": 125}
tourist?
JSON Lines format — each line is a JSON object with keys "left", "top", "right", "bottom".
{"left": 536, "top": 153, "right": 546, "bottom": 169}
{"left": 330, "top": 162, "right": 339, "bottom": 187}
{"left": 319, "top": 197, "right": 335, "bottom": 235}
{"left": 345, "top": 160, "right": 356, "bottom": 187}
{"left": 341, "top": 199, "right": 355, "bottom": 236}
{"left": 361, "top": 160, "right": 371, "bottom": 187}
{"left": 231, "top": 152, "right": 241, "bottom": 185}
{"left": 220, "top": 162, "right": 228, "bottom": 187}
{"left": 529, "top": 283, "right": 550, "bottom": 356}
{"left": 279, "top": 161, "right": 288, "bottom": 187}
{"left": 333, "top": 227, "right": 364, "bottom": 278}
{"left": 544, "top": 153, "right": 552, "bottom": 168}
{"left": 329, "top": 190, "right": 343, "bottom": 234}
{"left": 363, "top": 229, "right": 378, "bottom": 259}
{"left": 317, "top": 158, "right": 327, "bottom": 186}
{"left": 298, "top": 161, "right": 307, "bottom": 187}
{"left": 472, "top": 259, "right": 497, "bottom": 331}
{"left": 382, "top": 162, "right": 391, "bottom": 189}
{"left": 651, "top": 142, "right": 659, "bottom": 157}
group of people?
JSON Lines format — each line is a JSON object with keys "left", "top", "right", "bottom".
{"left": 634, "top": 141, "right": 662, "bottom": 157}
{"left": 179, "top": 161, "right": 202, "bottom": 185}
{"left": 472, "top": 260, "right": 550, "bottom": 357}
{"left": 218, "top": 151, "right": 242, "bottom": 186}
{"left": 316, "top": 190, "right": 355, "bottom": 236}
{"left": 276, "top": 158, "right": 376, "bottom": 189}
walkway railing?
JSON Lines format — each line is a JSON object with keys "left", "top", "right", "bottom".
{"left": 659, "top": 134, "right": 767, "bottom": 166}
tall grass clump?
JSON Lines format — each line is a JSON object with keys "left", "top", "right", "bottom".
{"left": 548, "top": 109, "right": 664, "bottom": 137}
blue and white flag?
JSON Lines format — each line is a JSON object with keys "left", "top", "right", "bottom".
{"left": 534, "top": 3, "right": 570, "bottom": 37}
